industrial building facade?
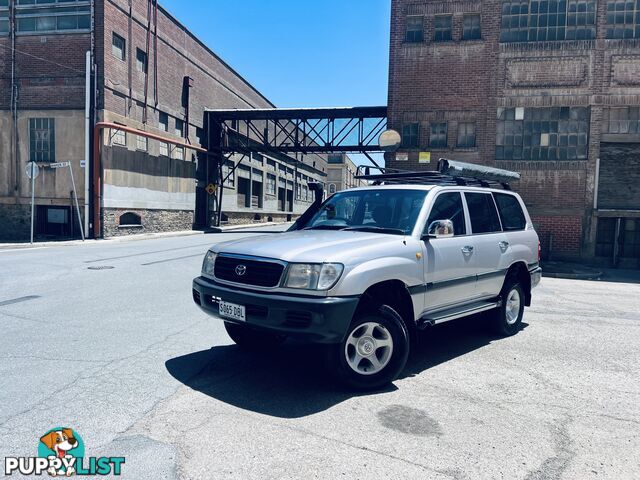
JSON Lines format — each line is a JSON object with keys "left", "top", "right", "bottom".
{"left": 0, "top": 0, "right": 329, "bottom": 241}
{"left": 388, "top": 0, "right": 640, "bottom": 267}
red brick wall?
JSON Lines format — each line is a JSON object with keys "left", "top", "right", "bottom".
{"left": 533, "top": 215, "right": 583, "bottom": 257}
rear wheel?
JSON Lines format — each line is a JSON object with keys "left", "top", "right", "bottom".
{"left": 492, "top": 276, "right": 525, "bottom": 336}
{"left": 328, "top": 305, "right": 410, "bottom": 390}
{"left": 224, "top": 322, "right": 286, "bottom": 350}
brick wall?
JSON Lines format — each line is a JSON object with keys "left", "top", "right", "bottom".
{"left": 533, "top": 215, "right": 583, "bottom": 257}
{"left": 598, "top": 143, "right": 640, "bottom": 210}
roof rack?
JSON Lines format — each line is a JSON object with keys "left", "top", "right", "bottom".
{"left": 355, "top": 158, "right": 520, "bottom": 191}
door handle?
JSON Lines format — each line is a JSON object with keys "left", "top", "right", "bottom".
{"left": 499, "top": 241, "right": 510, "bottom": 251}
{"left": 461, "top": 245, "right": 474, "bottom": 255}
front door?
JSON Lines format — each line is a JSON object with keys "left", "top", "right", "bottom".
{"left": 423, "top": 192, "right": 477, "bottom": 311}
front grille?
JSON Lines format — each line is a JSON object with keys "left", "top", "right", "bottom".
{"left": 215, "top": 255, "right": 284, "bottom": 287}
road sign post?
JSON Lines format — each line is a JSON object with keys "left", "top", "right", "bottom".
{"left": 25, "top": 162, "right": 40, "bottom": 244}
{"left": 49, "top": 161, "right": 84, "bottom": 241}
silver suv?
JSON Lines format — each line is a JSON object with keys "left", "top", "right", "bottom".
{"left": 193, "top": 160, "right": 542, "bottom": 389}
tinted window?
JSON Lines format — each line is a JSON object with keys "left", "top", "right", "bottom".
{"left": 493, "top": 193, "right": 526, "bottom": 231}
{"left": 465, "top": 193, "right": 502, "bottom": 234}
{"left": 425, "top": 192, "right": 466, "bottom": 236}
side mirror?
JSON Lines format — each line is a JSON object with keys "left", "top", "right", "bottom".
{"left": 424, "top": 219, "right": 455, "bottom": 239}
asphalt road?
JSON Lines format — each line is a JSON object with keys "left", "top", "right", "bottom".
{"left": 1, "top": 228, "right": 638, "bottom": 480}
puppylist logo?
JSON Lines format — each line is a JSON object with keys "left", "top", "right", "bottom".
{"left": 4, "top": 427, "right": 125, "bottom": 477}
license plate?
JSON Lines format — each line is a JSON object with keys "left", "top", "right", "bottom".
{"left": 218, "top": 300, "right": 246, "bottom": 322}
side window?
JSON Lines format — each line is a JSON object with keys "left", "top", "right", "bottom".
{"left": 425, "top": 192, "right": 466, "bottom": 236}
{"left": 493, "top": 193, "right": 527, "bottom": 231}
{"left": 465, "top": 192, "right": 502, "bottom": 234}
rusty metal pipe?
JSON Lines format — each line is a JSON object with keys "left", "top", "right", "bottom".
{"left": 92, "top": 121, "right": 207, "bottom": 238}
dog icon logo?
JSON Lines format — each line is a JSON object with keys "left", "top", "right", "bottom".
{"left": 38, "top": 428, "right": 84, "bottom": 477}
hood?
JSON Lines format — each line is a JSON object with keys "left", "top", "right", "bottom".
{"left": 212, "top": 230, "right": 408, "bottom": 265}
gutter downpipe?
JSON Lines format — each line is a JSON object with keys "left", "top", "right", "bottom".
{"left": 84, "top": 50, "right": 91, "bottom": 235}
{"left": 92, "top": 122, "right": 206, "bottom": 238}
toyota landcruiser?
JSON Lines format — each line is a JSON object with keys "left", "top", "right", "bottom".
{"left": 192, "top": 160, "right": 542, "bottom": 389}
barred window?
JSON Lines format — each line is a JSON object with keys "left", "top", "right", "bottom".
{"left": 430, "top": 122, "right": 448, "bottom": 148}
{"left": 16, "top": 0, "right": 90, "bottom": 33}
{"left": 405, "top": 15, "right": 424, "bottom": 42}
{"left": 402, "top": 123, "right": 420, "bottom": 148}
{"left": 496, "top": 107, "right": 590, "bottom": 160}
{"left": 159, "top": 142, "right": 169, "bottom": 157}
{"left": 463, "top": 14, "right": 482, "bottom": 40}
{"left": 457, "top": 123, "right": 476, "bottom": 148}
{"left": 136, "top": 135, "right": 147, "bottom": 151}
{"left": 606, "top": 107, "right": 640, "bottom": 133}
{"left": 500, "top": 0, "right": 597, "bottom": 42}
{"left": 29, "top": 118, "right": 55, "bottom": 162}
{"left": 606, "top": 0, "right": 640, "bottom": 38}
{"left": 112, "top": 128, "right": 126, "bottom": 146}
{"left": 174, "top": 146, "right": 184, "bottom": 160}
{"left": 434, "top": 15, "right": 453, "bottom": 41}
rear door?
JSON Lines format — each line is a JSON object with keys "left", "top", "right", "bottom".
{"left": 423, "top": 191, "right": 477, "bottom": 310}
{"left": 463, "top": 191, "right": 509, "bottom": 297}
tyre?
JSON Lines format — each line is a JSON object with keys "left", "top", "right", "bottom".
{"left": 224, "top": 322, "right": 286, "bottom": 350}
{"left": 328, "top": 305, "right": 410, "bottom": 390}
{"left": 492, "top": 276, "right": 525, "bottom": 336}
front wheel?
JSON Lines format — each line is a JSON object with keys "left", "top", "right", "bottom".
{"left": 224, "top": 322, "right": 286, "bottom": 350}
{"left": 328, "top": 305, "right": 410, "bottom": 390}
{"left": 492, "top": 277, "right": 525, "bottom": 336}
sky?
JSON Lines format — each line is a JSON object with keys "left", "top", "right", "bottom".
{"left": 160, "top": 0, "right": 391, "bottom": 108}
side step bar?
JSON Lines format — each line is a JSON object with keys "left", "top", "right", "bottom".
{"left": 417, "top": 298, "right": 501, "bottom": 329}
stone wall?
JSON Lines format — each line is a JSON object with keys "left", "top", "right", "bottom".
{"left": 0, "top": 204, "right": 31, "bottom": 241}
{"left": 103, "top": 208, "right": 193, "bottom": 237}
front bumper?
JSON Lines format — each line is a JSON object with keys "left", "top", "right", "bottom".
{"left": 192, "top": 276, "right": 360, "bottom": 344}
{"left": 530, "top": 266, "right": 542, "bottom": 289}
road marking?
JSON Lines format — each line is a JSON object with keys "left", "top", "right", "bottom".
{"left": 141, "top": 253, "right": 204, "bottom": 266}
{"left": 0, "top": 295, "right": 41, "bottom": 307}
{"left": 0, "top": 247, "right": 46, "bottom": 253}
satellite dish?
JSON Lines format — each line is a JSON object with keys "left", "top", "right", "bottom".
{"left": 378, "top": 129, "right": 402, "bottom": 152}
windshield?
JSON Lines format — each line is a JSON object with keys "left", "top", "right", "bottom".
{"left": 302, "top": 189, "right": 428, "bottom": 235}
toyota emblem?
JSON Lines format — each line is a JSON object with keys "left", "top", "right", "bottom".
{"left": 235, "top": 264, "right": 247, "bottom": 276}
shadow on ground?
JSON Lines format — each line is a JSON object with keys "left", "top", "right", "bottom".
{"left": 165, "top": 315, "right": 525, "bottom": 419}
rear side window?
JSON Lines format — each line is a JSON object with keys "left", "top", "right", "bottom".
{"left": 465, "top": 192, "right": 502, "bottom": 234}
{"left": 425, "top": 192, "right": 466, "bottom": 236}
{"left": 493, "top": 193, "right": 526, "bottom": 231}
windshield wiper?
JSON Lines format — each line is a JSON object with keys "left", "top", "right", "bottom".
{"left": 302, "top": 225, "right": 348, "bottom": 230}
{"left": 342, "top": 226, "right": 406, "bottom": 235}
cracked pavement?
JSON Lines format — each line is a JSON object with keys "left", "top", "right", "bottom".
{"left": 1, "top": 228, "right": 639, "bottom": 479}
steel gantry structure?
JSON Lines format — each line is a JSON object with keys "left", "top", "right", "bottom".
{"left": 198, "top": 106, "right": 388, "bottom": 228}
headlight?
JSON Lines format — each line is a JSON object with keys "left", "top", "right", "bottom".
{"left": 202, "top": 251, "right": 217, "bottom": 276}
{"left": 283, "top": 263, "right": 344, "bottom": 290}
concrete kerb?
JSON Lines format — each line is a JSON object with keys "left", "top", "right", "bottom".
{"left": 0, "top": 222, "right": 288, "bottom": 250}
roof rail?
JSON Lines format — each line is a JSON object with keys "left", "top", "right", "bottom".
{"left": 355, "top": 159, "right": 520, "bottom": 190}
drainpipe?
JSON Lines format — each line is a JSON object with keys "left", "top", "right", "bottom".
{"left": 92, "top": 122, "right": 206, "bottom": 238}
{"left": 84, "top": 50, "right": 91, "bottom": 235}
{"left": 593, "top": 157, "right": 600, "bottom": 210}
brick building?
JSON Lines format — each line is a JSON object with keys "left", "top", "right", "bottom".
{"left": 387, "top": 0, "right": 640, "bottom": 267}
{"left": 0, "top": 0, "right": 328, "bottom": 240}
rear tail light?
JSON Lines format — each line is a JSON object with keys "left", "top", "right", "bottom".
{"left": 538, "top": 241, "right": 541, "bottom": 262}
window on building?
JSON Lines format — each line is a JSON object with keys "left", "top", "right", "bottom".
{"left": 296, "top": 184, "right": 302, "bottom": 200}
{"left": 329, "top": 183, "right": 337, "bottom": 194}
{"left": 429, "top": 122, "right": 448, "bottom": 148}
{"left": 136, "top": 48, "right": 147, "bottom": 73}
{"left": 465, "top": 192, "right": 502, "bottom": 234}
{"left": 463, "top": 14, "right": 482, "bottom": 40}
{"left": 402, "top": 123, "right": 420, "bottom": 148}
{"left": 434, "top": 15, "right": 453, "bottom": 41}
{"left": 174, "top": 146, "right": 184, "bottom": 160}
{"left": 457, "top": 122, "right": 476, "bottom": 148}
{"left": 267, "top": 159, "right": 276, "bottom": 170}
{"left": 111, "top": 127, "right": 126, "bottom": 146}
{"left": 175, "top": 119, "right": 184, "bottom": 138}
{"left": 500, "top": 0, "right": 597, "bottom": 42}
{"left": 303, "top": 185, "right": 309, "bottom": 201}
{"left": 607, "top": 107, "right": 640, "bottom": 134}
{"left": 112, "top": 33, "right": 126, "bottom": 61}
{"left": 606, "top": 0, "right": 640, "bottom": 38}
{"left": 158, "top": 112, "right": 168, "bottom": 132}
{"left": 405, "top": 15, "right": 424, "bottom": 42}
{"left": 119, "top": 212, "right": 141, "bottom": 226}
{"left": 15, "top": 0, "right": 91, "bottom": 33}
{"left": 496, "top": 106, "right": 590, "bottom": 160}
{"left": 29, "top": 118, "right": 55, "bottom": 162}
{"left": 222, "top": 161, "right": 235, "bottom": 187}
{"left": 328, "top": 154, "right": 344, "bottom": 164}
{"left": 136, "top": 135, "right": 147, "bottom": 151}
{"left": 0, "top": 3, "right": 8, "bottom": 35}
{"left": 266, "top": 174, "right": 276, "bottom": 195}
{"left": 159, "top": 142, "right": 168, "bottom": 157}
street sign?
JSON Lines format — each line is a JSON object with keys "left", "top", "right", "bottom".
{"left": 50, "top": 161, "right": 71, "bottom": 168}
{"left": 419, "top": 151, "right": 431, "bottom": 164}
{"left": 206, "top": 183, "right": 216, "bottom": 195}
{"left": 25, "top": 162, "right": 40, "bottom": 179}
{"left": 80, "top": 160, "right": 86, "bottom": 168}
{"left": 395, "top": 152, "right": 408, "bottom": 162}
